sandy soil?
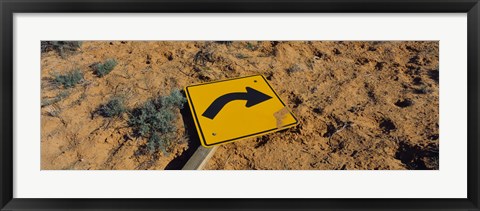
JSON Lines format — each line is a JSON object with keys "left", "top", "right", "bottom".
{"left": 41, "top": 41, "right": 439, "bottom": 170}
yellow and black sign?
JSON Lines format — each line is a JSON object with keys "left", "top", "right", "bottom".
{"left": 184, "top": 75, "right": 298, "bottom": 147}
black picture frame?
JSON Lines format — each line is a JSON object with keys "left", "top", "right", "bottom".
{"left": 1, "top": 0, "right": 479, "bottom": 210}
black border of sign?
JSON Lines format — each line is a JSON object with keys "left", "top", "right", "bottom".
{"left": 185, "top": 74, "right": 299, "bottom": 147}
{"left": 0, "top": 0, "right": 479, "bottom": 210}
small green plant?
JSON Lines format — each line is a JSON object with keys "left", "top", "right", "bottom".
{"left": 215, "top": 41, "right": 233, "bottom": 46}
{"left": 235, "top": 53, "right": 249, "bottom": 59}
{"left": 193, "top": 50, "right": 215, "bottom": 66}
{"left": 97, "top": 97, "right": 126, "bottom": 118}
{"left": 41, "top": 91, "right": 70, "bottom": 107}
{"left": 41, "top": 41, "right": 82, "bottom": 58}
{"left": 286, "top": 64, "right": 303, "bottom": 74}
{"left": 128, "top": 89, "right": 187, "bottom": 152}
{"left": 154, "top": 89, "right": 186, "bottom": 108}
{"left": 245, "top": 42, "right": 257, "bottom": 51}
{"left": 52, "top": 69, "right": 84, "bottom": 88}
{"left": 93, "top": 59, "right": 117, "bottom": 77}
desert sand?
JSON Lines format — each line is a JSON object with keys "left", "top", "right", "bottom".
{"left": 41, "top": 41, "right": 439, "bottom": 170}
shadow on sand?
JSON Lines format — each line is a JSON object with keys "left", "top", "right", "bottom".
{"left": 164, "top": 95, "right": 201, "bottom": 170}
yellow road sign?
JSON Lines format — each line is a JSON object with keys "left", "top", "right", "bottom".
{"left": 184, "top": 75, "right": 298, "bottom": 147}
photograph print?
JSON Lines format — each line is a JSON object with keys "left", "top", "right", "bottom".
{"left": 40, "top": 41, "right": 439, "bottom": 170}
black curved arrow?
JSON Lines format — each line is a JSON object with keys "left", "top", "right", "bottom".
{"left": 202, "top": 87, "right": 272, "bottom": 119}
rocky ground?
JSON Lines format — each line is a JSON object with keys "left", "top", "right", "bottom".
{"left": 41, "top": 41, "right": 439, "bottom": 170}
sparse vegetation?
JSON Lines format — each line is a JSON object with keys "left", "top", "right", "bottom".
{"left": 97, "top": 97, "right": 126, "bottom": 118}
{"left": 93, "top": 59, "right": 117, "bottom": 77}
{"left": 286, "top": 64, "right": 303, "bottom": 74}
{"left": 215, "top": 41, "right": 233, "bottom": 45}
{"left": 41, "top": 41, "right": 82, "bottom": 58}
{"left": 40, "top": 41, "right": 440, "bottom": 170}
{"left": 193, "top": 50, "right": 215, "bottom": 66}
{"left": 52, "top": 69, "right": 84, "bottom": 88}
{"left": 235, "top": 53, "right": 250, "bottom": 59}
{"left": 41, "top": 91, "right": 70, "bottom": 107}
{"left": 413, "top": 85, "right": 432, "bottom": 94}
{"left": 128, "top": 89, "right": 187, "bottom": 152}
{"left": 245, "top": 42, "right": 257, "bottom": 51}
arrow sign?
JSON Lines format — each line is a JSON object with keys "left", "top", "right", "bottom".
{"left": 202, "top": 87, "right": 273, "bottom": 119}
{"left": 185, "top": 75, "right": 298, "bottom": 147}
